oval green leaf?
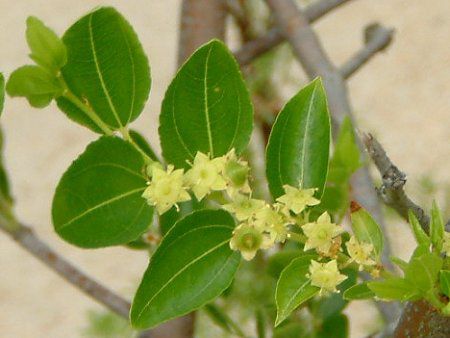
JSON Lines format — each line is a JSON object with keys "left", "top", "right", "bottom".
{"left": 131, "top": 209, "right": 240, "bottom": 329}
{"left": 52, "top": 136, "right": 153, "bottom": 248}
{"left": 58, "top": 7, "right": 150, "bottom": 132}
{"left": 159, "top": 39, "right": 253, "bottom": 168}
{"left": 275, "top": 254, "right": 319, "bottom": 326}
{"left": 350, "top": 203, "right": 384, "bottom": 260}
{"left": 266, "top": 78, "right": 330, "bottom": 198}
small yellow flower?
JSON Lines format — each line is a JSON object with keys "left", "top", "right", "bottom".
{"left": 142, "top": 165, "right": 191, "bottom": 214}
{"left": 223, "top": 194, "right": 266, "bottom": 221}
{"left": 309, "top": 259, "right": 347, "bottom": 294}
{"left": 276, "top": 185, "right": 320, "bottom": 214}
{"left": 222, "top": 149, "right": 251, "bottom": 196}
{"left": 255, "top": 205, "right": 289, "bottom": 243}
{"left": 184, "top": 151, "right": 226, "bottom": 200}
{"left": 443, "top": 232, "right": 450, "bottom": 256}
{"left": 302, "top": 212, "right": 344, "bottom": 255}
{"left": 346, "top": 236, "right": 376, "bottom": 270}
{"left": 229, "top": 223, "right": 273, "bottom": 260}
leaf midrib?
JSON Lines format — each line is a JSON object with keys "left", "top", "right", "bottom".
{"left": 203, "top": 45, "right": 214, "bottom": 156}
{"left": 135, "top": 237, "right": 230, "bottom": 321}
{"left": 58, "top": 187, "right": 145, "bottom": 230}
{"left": 88, "top": 13, "right": 123, "bottom": 128}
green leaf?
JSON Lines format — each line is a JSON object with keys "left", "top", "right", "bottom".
{"left": 275, "top": 255, "right": 319, "bottom": 326}
{"left": 52, "top": 136, "right": 153, "bottom": 248}
{"left": 6, "top": 65, "right": 62, "bottom": 108}
{"left": 317, "top": 314, "right": 348, "bottom": 338}
{"left": 0, "top": 127, "right": 12, "bottom": 202}
{"left": 58, "top": 7, "right": 150, "bottom": 131}
{"left": 0, "top": 73, "right": 4, "bottom": 115}
{"left": 343, "top": 283, "right": 375, "bottom": 300}
{"left": 159, "top": 39, "right": 253, "bottom": 168}
{"left": 430, "top": 201, "right": 444, "bottom": 252}
{"left": 405, "top": 251, "right": 442, "bottom": 293}
{"left": 129, "top": 130, "right": 159, "bottom": 162}
{"left": 266, "top": 78, "right": 330, "bottom": 198}
{"left": 440, "top": 270, "right": 450, "bottom": 297}
{"left": 255, "top": 309, "right": 266, "bottom": 338}
{"left": 130, "top": 210, "right": 240, "bottom": 329}
{"left": 26, "top": 16, "right": 67, "bottom": 72}
{"left": 390, "top": 256, "right": 409, "bottom": 273}
{"left": 350, "top": 204, "right": 384, "bottom": 260}
{"left": 408, "top": 210, "right": 431, "bottom": 247}
{"left": 368, "top": 277, "right": 418, "bottom": 301}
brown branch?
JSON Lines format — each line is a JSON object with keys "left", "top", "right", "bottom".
{"left": 363, "top": 133, "right": 431, "bottom": 231}
{"left": 394, "top": 300, "right": 450, "bottom": 337}
{"left": 178, "top": 0, "right": 227, "bottom": 65}
{"left": 340, "top": 23, "right": 394, "bottom": 79}
{"left": 264, "top": 0, "right": 400, "bottom": 325}
{"left": 234, "top": 0, "right": 353, "bottom": 66}
{"left": 0, "top": 217, "right": 132, "bottom": 319}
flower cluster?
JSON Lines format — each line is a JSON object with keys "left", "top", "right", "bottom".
{"left": 142, "top": 149, "right": 250, "bottom": 214}
{"left": 141, "top": 149, "right": 378, "bottom": 295}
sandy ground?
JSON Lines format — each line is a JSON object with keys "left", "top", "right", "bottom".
{"left": 0, "top": 0, "right": 449, "bottom": 337}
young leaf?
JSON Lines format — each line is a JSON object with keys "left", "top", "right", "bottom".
{"left": 0, "top": 73, "right": 4, "bottom": 115}
{"left": 430, "top": 201, "right": 444, "bottom": 252}
{"left": 350, "top": 202, "right": 384, "bottom": 260}
{"left": 368, "top": 277, "right": 418, "bottom": 301}
{"left": 159, "top": 39, "right": 253, "bottom": 169}
{"left": 52, "top": 136, "right": 153, "bottom": 248}
{"left": 343, "top": 283, "right": 375, "bottom": 300}
{"left": 440, "top": 270, "right": 450, "bottom": 297}
{"left": 266, "top": 78, "right": 330, "bottom": 198}
{"left": 6, "top": 65, "right": 62, "bottom": 108}
{"left": 408, "top": 210, "right": 431, "bottom": 247}
{"left": 26, "top": 16, "right": 67, "bottom": 72}
{"left": 275, "top": 255, "right": 319, "bottom": 326}
{"left": 58, "top": 7, "right": 150, "bottom": 131}
{"left": 390, "top": 256, "right": 409, "bottom": 273}
{"left": 405, "top": 251, "right": 442, "bottom": 293}
{"left": 130, "top": 210, "right": 240, "bottom": 329}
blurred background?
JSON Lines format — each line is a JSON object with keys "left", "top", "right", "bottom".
{"left": 0, "top": 0, "right": 448, "bottom": 337}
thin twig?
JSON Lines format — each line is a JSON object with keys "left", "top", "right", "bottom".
{"left": 0, "top": 216, "right": 131, "bottom": 318}
{"left": 362, "top": 133, "right": 430, "bottom": 232}
{"left": 340, "top": 24, "right": 394, "bottom": 79}
{"left": 234, "top": 0, "right": 353, "bottom": 66}
{"left": 264, "top": 0, "right": 400, "bottom": 325}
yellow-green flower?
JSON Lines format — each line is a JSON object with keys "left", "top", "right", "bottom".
{"left": 222, "top": 149, "right": 251, "bottom": 196}
{"left": 346, "top": 236, "right": 376, "bottom": 270}
{"left": 302, "top": 212, "right": 344, "bottom": 254}
{"left": 255, "top": 205, "right": 289, "bottom": 243}
{"left": 229, "top": 223, "right": 273, "bottom": 260}
{"left": 184, "top": 151, "right": 226, "bottom": 200}
{"left": 142, "top": 165, "right": 191, "bottom": 214}
{"left": 223, "top": 194, "right": 266, "bottom": 221}
{"left": 309, "top": 259, "right": 347, "bottom": 293}
{"left": 443, "top": 232, "right": 450, "bottom": 256}
{"left": 276, "top": 185, "right": 320, "bottom": 214}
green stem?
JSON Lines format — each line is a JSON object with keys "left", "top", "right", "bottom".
{"left": 57, "top": 76, "right": 113, "bottom": 135}
{"left": 120, "top": 127, "right": 153, "bottom": 164}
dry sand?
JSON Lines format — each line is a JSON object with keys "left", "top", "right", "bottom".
{"left": 0, "top": 0, "right": 449, "bottom": 337}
